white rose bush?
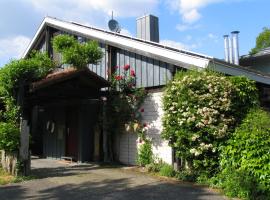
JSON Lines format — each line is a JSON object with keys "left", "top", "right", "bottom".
{"left": 162, "top": 70, "right": 258, "bottom": 176}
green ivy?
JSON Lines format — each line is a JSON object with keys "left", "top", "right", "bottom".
{"left": 0, "top": 122, "right": 20, "bottom": 152}
{"left": 219, "top": 108, "right": 270, "bottom": 199}
{"left": 52, "top": 34, "right": 103, "bottom": 68}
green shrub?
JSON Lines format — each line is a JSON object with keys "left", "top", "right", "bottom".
{"left": 146, "top": 162, "right": 161, "bottom": 173}
{"left": 146, "top": 159, "right": 166, "bottom": 173}
{"left": 0, "top": 122, "right": 20, "bottom": 152}
{"left": 159, "top": 164, "right": 175, "bottom": 177}
{"left": 136, "top": 139, "right": 153, "bottom": 166}
{"left": 219, "top": 108, "right": 270, "bottom": 199}
{"left": 175, "top": 170, "right": 196, "bottom": 182}
{"left": 217, "top": 167, "right": 262, "bottom": 199}
{"left": 162, "top": 70, "right": 258, "bottom": 175}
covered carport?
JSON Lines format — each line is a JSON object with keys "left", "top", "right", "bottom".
{"left": 27, "top": 67, "right": 109, "bottom": 163}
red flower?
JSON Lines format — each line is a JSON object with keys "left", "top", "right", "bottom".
{"left": 124, "top": 64, "right": 130, "bottom": 71}
{"left": 114, "top": 66, "right": 119, "bottom": 70}
{"left": 130, "top": 69, "right": 136, "bottom": 77}
{"left": 143, "top": 123, "right": 147, "bottom": 127}
{"left": 140, "top": 108, "right": 144, "bottom": 112}
{"left": 115, "top": 75, "right": 123, "bottom": 81}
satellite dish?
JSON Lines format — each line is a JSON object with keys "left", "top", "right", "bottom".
{"left": 108, "top": 11, "right": 121, "bottom": 33}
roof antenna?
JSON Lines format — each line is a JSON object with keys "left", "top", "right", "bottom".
{"left": 108, "top": 11, "right": 121, "bottom": 33}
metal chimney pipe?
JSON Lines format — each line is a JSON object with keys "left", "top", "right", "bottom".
{"left": 223, "top": 35, "right": 229, "bottom": 62}
{"left": 228, "top": 37, "right": 234, "bottom": 64}
{"left": 231, "top": 31, "right": 240, "bottom": 65}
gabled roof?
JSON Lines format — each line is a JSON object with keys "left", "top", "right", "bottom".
{"left": 31, "top": 67, "right": 110, "bottom": 92}
{"left": 23, "top": 17, "right": 211, "bottom": 69}
{"left": 241, "top": 47, "right": 270, "bottom": 61}
{"left": 23, "top": 17, "right": 270, "bottom": 85}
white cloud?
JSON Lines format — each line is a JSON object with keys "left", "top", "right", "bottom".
{"left": 167, "top": 0, "right": 224, "bottom": 23}
{"left": 176, "top": 23, "right": 201, "bottom": 31}
{"left": 208, "top": 33, "right": 219, "bottom": 43}
{"left": 0, "top": 35, "right": 31, "bottom": 64}
{"left": 22, "top": 0, "right": 159, "bottom": 27}
{"left": 160, "top": 39, "right": 198, "bottom": 50}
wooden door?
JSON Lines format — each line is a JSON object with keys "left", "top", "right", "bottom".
{"left": 66, "top": 107, "right": 78, "bottom": 160}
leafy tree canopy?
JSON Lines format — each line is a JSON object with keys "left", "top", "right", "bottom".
{"left": 250, "top": 27, "right": 270, "bottom": 55}
{"left": 52, "top": 34, "right": 103, "bottom": 68}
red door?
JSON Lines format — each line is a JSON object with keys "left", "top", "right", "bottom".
{"left": 66, "top": 107, "right": 78, "bottom": 160}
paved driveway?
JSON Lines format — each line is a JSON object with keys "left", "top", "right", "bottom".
{"left": 0, "top": 158, "right": 227, "bottom": 200}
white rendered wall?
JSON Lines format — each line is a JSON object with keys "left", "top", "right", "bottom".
{"left": 118, "top": 89, "right": 173, "bottom": 165}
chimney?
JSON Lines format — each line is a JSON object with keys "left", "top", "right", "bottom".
{"left": 136, "top": 14, "right": 159, "bottom": 43}
{"left": 228, "top": 36, "right": 234, "bottom": 64}
{"left": 231, "top": 31, "right": 240, "bottom": 65}
{"left": 223, "top": 35, "right": 229, "bottom": 62}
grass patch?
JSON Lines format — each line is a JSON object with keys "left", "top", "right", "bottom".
{"left": 0, "top": 167, "right": 35, "bottom": 185}
{"left": 0, "top": 167, "right": 15, "bottom": 185}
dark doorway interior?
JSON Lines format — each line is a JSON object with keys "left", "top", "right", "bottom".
{"left": 65, "top": 106, "right": 79, "bottom": 161}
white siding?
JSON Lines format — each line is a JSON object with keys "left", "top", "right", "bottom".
{"left": 118, "top": 90, "right": 173, "bottom": 165}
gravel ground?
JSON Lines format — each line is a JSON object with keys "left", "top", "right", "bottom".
{"left": 0, "top": 158, "right": 227, "bottom": 200}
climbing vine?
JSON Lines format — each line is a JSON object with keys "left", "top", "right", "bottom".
{"left": 106, "top": 64, "right": 147, "bottom": 160}
{"left": 0, "top": 51, "right": 55, "bottom": 152}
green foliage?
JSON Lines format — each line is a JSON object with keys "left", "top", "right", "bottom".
{"left": 52, "top": 34, "right": 103, "bottom": 68}
{"left": 146, "top": 161, "right": 164, "bottom": 173}
{"left": 0, "top": 122, "right": 20, "bottom": 152}
{"left": 250, "top": 27, "right": 270, "bottom": 55}
{"left": 0, "top": 51, "right": 55, "bottom": 100}
{"left": 162, "top": 70, "right": 258, "bottom": 175}
{"left": 216, "top": 167, "right": 263, "bottom": 199}
{"left": 176, "top": 170, "right": 197, "bottom": 182}
{"left": 159, "top": 164, "right": 175, "bottom": 177}
{"left": 146, "top": 160, "right": 176, "bottom": 178}
{"left": 219, "top": 108, "right": 270, "bottom": 199}
{"left": 107, "top": 65, "right": 146, "bottom": 136}
{"left": 0, "top": 52, "right": 55, "bottom": 152}
{"left": 229, "top": 76, "right": 259, "bottom": 121}
{"left": 136, "top": 139, "right": 153, "bottom": 166}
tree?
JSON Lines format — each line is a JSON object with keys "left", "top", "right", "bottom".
{"left": 250, "top": 27, "right": 270, "bottom": 55}
{"left": 52, "top": 35, "right": 103, "bottom": 68}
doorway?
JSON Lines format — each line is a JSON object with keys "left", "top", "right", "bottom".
{"left": 65, "top": 106, "right": 78, "bottom": 161}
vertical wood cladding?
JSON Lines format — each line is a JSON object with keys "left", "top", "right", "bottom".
{"left": 35, "top": 31, "right": 175, "bottom": 87}
{"left": 111, "top": 47, "right": 174, "bottom": 87}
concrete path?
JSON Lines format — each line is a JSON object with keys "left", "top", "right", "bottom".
{"left": 0, "top": 158, "right": 227, "bottom": 200}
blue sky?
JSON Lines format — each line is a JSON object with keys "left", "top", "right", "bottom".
{"left": 0, "top": 0, "right": 270, "bottom": 66}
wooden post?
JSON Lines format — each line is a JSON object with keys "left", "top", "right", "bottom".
{"left": 17, "top": 81, "right": 31, "bottom": 176}
{"left": 19, "top": 118, "right": 30, "bottom": 175}
{"left": 102, "top": 97, "right": 110, "bottom": 162}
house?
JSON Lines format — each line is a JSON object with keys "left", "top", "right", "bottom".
{"left": 23, "top": 15, "right": 270, "bottom": 166}
{"left": 240, "top": 48, "right": 270, "bottom": 108}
